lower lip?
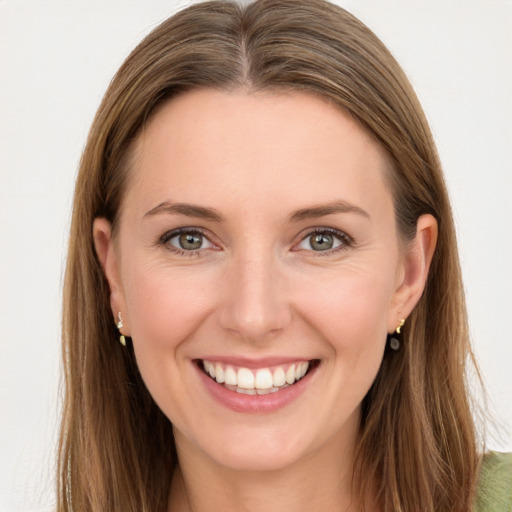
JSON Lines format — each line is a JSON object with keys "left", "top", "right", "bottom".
{"left": 195, "top": 362, "right": 316, "bottom": 414}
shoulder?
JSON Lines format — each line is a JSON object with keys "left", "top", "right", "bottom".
{"left": 473, "top": 452, "right": 512, "bottom": 512}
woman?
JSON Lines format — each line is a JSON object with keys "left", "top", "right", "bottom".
{"left": 58, "top": 0, "right": 511, "bottom": 511}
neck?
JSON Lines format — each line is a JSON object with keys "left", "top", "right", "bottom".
{"left": 168, "top": 427, "right": 374, "bottom": 512}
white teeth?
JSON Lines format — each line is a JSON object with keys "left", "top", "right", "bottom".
{"left": 224, "top": 366, "right": 237, "bottom": 386}
{"left": 215, "top": 363, "right": 225, "bottom": 384}
{"left": 256, "top": 386, "right": 280, "bottom": 395}
{"left": 237, "top": 368, "right": 255, "bottom": 389}
{"left": 272, "top": 367, "right": 286, "bottom": 387}
{"left": 285, "top": 364, "right": 296, "bottom": 385}
{"left": 202, "top": 360, "right": 312, "bottom": 393}
{"left": 254, "top": 368, "right": 273, "bottom": 389}
{"left": 236, "top": 387, "right": 256, "bottom": 395}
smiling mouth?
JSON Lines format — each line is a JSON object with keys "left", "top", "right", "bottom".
{"left": 198, "top": 359, "right": 319, "bottom": 395}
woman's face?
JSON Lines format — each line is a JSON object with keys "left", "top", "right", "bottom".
{"left": 95, "top": 89, "right": 432, "bottom": 472}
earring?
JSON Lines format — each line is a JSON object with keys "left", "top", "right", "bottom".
{"left": 389, "top": 318, "right": 405, "bottom": 351}
{"left": 116, "top": 312, "right": 126, "bottom": 347}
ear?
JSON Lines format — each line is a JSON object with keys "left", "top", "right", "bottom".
{"left": 93, "top": 217, "right": 130, "bottom": 334}
{"left": 387, "top": 214, "right": 438, "bottom": 332}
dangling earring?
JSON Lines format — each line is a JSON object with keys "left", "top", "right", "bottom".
{"left": 116, "top": 312, "right": 126, "bottom": 346}
{"left": 389, "top": 318, "right": 405, "bottom": 351}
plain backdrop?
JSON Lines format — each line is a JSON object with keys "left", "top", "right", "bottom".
{"left": 1, "top": 1, "right": 511, "bottom": 511}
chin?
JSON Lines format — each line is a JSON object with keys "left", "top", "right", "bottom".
{"left": 208, "top": 435, "right": 309, "bottom": 473}
{"left": 172, "top": 417, "right": 317, "bottom": 473}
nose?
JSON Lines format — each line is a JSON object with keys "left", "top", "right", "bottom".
{"left": 218, "top": 250, "right": 292, "bottom": 343}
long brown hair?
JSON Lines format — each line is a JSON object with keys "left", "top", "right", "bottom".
{"left": 58, "top": 1, "right": 481, "bottom": 510}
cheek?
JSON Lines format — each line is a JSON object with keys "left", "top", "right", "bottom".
{"left": 283, "top": 265, "right": 395, "bottom": 439}
{"left": 124, "top": 261, "right": 212, "bottom": 341}
{"left": 297, "top": 268, "right": 394, "bottom": 349}
{"left": 120, "top": 263, "right": 219, "bottom": 422}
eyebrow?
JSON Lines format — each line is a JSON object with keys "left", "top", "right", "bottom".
{"left": 143, "top": 199, "right": 369, "bottom": 223}
{"left": 143, "top": 202, "right": 224, "bottom": 222}
{"left": 289, "top": 201, "right": 370, "bottom": 222}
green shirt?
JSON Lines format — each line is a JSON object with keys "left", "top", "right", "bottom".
{"left": 473, "top": 452, "right": 512, "bottom": 511}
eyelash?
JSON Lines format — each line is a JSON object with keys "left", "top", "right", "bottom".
{"left": 157, "top": 227, "right": 353, "bottom": 256}
{"left": 158, "top": 227, "right": 213, "bottom": 257}
{"left": 296, "top": 227, "right": 353, "bottom": 257}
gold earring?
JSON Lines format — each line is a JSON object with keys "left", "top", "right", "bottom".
{"left": 389, "top": 318, "right": 405, "bottom": 351}
{"left": 116, "top": 312, "right": 126, "bottom": 347}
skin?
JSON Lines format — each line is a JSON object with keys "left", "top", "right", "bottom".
{"left": 94, "top": 89, "right": 437, "bottom": 512}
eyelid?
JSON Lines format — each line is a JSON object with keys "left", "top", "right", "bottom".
{"left": 158, "top": 227, "right": 219, "bottom": 254}
{"left": 156, "top": 226, "right": 352, "bottom": 256}
{"left": 293, "top": 227, "right": 353, "bottom": 254}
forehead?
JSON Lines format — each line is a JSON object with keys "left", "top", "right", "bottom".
{"left": 124, "top": 88, "right": 392, "bottom": 219}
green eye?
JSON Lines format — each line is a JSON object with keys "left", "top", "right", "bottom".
{"left": 296, "top": 229, "right": 350, "bottom": 253}
{"left": 309, "top": 233, "right": 334, "bottom": 251}
{"left": 162, "top": 229, "right": 214, "bottom": 252}
{"left": 178, "top": 233, "right": 203, "bottom": 250}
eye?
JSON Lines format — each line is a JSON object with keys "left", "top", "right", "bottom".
{"left": 160, "top": 229, "right": 215, "bottom": 253}
{"left": 296, "top": 228, "right": 351, "bottom": 253}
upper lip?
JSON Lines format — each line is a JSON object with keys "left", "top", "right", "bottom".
{"left": 194, "top": 356, "right": 316, "bottom": 369}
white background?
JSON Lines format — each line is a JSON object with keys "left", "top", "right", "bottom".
{"left": 1, "top": 1, "right": 511, "bottom": 511}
